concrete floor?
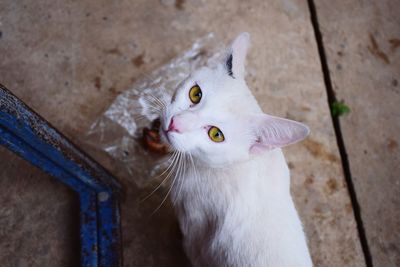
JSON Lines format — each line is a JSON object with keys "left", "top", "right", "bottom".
{"left": 0, "top": 0, "right": 398, "bottom": 266}
{"left": 315, "top": 1, "right": 400, "bottom": 266}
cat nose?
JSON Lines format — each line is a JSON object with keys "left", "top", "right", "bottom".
{"left": 167, "top": 116, "right": 180, "bottom": 133}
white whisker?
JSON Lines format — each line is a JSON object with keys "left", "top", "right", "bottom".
{"left": 139, "top": 151, "right": 178, "bottom": 202}
{"left": 188, "top": 152, "right": 199, "bottom": 183}
{"left": 141, "top": 96, "right": 164, "bottom": 111}
{"left": 173, "top": 153, "right": 187, "bottom": 205}
{"left": 147, "top": 93, "right": 166, "bottom": 109}
{"left": 151, "top": 151, "right": 183, "bottom": 215}
{"left": 143, "top": 94, "right": 165, "bottom": 111}
{"left": 141, "top": 102, "right": 163, "bottom": 113}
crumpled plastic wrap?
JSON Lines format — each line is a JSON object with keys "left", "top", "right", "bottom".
{"left": 84, "top": 33, "right": 224, "bottom": 187}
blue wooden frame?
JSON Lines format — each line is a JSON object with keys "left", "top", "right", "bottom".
{"left": 0, "top": 84, "right": 122, "bottom": 267}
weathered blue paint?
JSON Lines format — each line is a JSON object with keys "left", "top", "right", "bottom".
{"left": 0, "top": 125, "right": 89, "bottom": 192}
{"left": 0, "top": 84, "right": 122, "bottom": 267}
{"left": 80, "top": 192, "right": 99, "bottom": 267}
{"left": 0, "top": 95, "right": 121, "bottom": 192}
{"left": 97, "top": 193, "right": 122, "bottom": 267}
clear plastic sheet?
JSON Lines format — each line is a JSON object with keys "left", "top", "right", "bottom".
{"left": 84, "top": 33, "right": 225, "bottom": 187}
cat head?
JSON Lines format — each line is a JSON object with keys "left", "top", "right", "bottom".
{"left": 160, "top": 33, "right": 309, "bottom": 166}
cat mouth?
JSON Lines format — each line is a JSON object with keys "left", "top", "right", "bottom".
{"left": 160, "top": 115, "right": 181, "bottom": 149}
{"left": 161, "top": 129, "right": 171, "bottom": 143}
{"left": 160, "top": 126, "right": 176, "bottom": 147}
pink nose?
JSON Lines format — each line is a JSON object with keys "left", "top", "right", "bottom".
{"left": 167, "top": 117, "right": 180, "bottom": 133}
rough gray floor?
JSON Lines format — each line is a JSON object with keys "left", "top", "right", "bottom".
{"left": 1, "top": 0, "right": 397, "bottom": 266}
{"left": 315, "top": 1, "right": 400, "bottom": 266}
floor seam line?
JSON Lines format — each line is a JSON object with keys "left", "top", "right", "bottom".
{"left": 306, "top": 1, "right": 374, "bottom": 266}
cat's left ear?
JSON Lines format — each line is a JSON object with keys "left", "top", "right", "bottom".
{"left": 249, "top": 114, "right": 310, "bottom": 154}
{"left": 225, "top": 32, "right": 250, "bottom": 79}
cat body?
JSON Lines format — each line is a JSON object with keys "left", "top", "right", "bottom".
{"left": 172, "top": 149, "right": 311, "bottom": 267}
{"left": 160, "top": 33, "right": 313, "bottom": 267}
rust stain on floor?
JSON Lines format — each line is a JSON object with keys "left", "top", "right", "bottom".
{"left": 389, "top": 38, "right": 400, "bottom": 52}
{"left": 325, "top": 178, "right": 339, "bottom": 195}
{"left": 303, "top": 139, "right": 340, "bottom": 163}
{"left": 132, "top": 53, "right": 145, "bottom": 67}
{"left": 175, "top": 0, "right": 185, "bottom": 10}
{"left": 94, "top": 76, "right": 101, "bottom": 90}
{"left": 105, "top": 48, "right": 122, "bottom": 56}
{"left": 368, "top": 34, "right": 390, "bottom": 64}
{"left": 387, "top": 138, "right": 398, "bottom": 152}
{"left": 304, "top": 174, "right": 315, "bottom": 187}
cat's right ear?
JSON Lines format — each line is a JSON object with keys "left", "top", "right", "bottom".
{"left": 225, "top": 32, "right": 250, "bottom": 79}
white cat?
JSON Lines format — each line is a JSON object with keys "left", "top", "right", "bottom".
{"left": 160, "top": 33, "right": 313, "bottom": 267}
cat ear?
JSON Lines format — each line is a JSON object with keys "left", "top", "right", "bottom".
{"left": 225, "top": 32, "right": 250, "bottom": 79}
{"left": 249, "top": 114, "right": 310, "bottom": 154}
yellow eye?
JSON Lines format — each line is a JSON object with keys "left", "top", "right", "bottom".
{"left": 208, "top": 126, "right": 225, "bottom": 142}
{"left": 189, "top": 85, "right": 202, "bottom": 104}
